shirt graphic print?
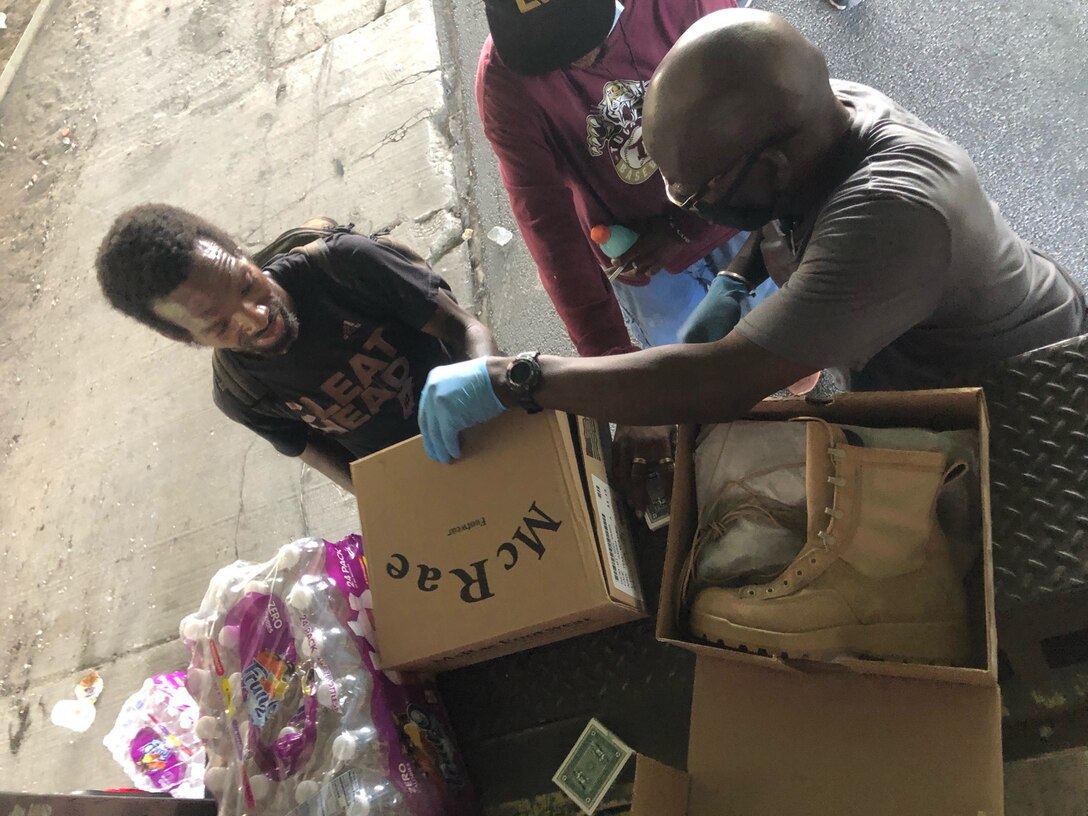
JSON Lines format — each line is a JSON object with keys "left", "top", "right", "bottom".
{"left": 586, "top": 79, "right": 656, "bottom": 185}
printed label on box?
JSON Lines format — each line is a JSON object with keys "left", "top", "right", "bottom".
{"left": 581, "top": 417, "right": 604, "bottom": 463}
{"left": 591, "top": 474, "right": 639, "bottom": 601}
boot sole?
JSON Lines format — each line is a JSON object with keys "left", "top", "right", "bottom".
{"left": 689, "top": 609, "right": 972, "bottom": 665}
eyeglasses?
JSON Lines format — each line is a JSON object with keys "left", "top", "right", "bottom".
{"left": 664, "top": 140, "right": 770, "bottom": 213}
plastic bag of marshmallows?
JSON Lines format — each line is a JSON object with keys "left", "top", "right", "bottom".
{"left": 180, "top": 534, "right": 477, "bottom": 816}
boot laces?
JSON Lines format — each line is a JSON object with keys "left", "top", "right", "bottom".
{"left": 679, "top": 491, "right": 805, "bottom": 624}
{"left": 818, "top": 443, "right": 847, "bottom": 551}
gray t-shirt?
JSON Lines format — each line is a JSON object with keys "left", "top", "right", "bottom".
{"left": 738, "top": 81, "right": 1085, "bottom": 390}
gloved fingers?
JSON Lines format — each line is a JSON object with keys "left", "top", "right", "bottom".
{"left": 712, "top": 274, "right": 750, "bottom": 297}
{"left": 418, "top": 378, "right": 438, "bottom": 460}
{"left": 678, "top": 319, "right": 709, "bottom": 344}
{"left": 684, "top": 293, "right": 744, "bottom": 344}
{"left": 419, "top": 401, "right": 446, "bottom": 463}
{"left": 474, "top": 368, "right": 507, "bottom": 419}
{"left": 423, "top": 430, "right": 444, "bottom": 464}
{"left": 439, "top": 419, "right": 463, "bottom": 463}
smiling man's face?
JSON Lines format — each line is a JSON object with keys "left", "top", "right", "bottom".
{"left": 151, "top": 239, "right": 299, "bottom": 355}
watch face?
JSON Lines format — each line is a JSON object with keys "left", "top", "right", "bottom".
{"left": 509, "top": 360, "right": 533, "bottom": 387}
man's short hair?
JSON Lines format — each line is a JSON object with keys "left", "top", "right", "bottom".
{"left": 96, "top": 203, "right": 241, "bottom": 338}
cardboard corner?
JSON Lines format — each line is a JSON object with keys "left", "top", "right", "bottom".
{"left": 686, "top": 656, "right": 1004, "bottom": 815}
{"left": 657, "top": 423, "right": 700, "bottom": 644}
{"left": 573, "top": 415, "right": 646, "bottom": 611}
{"left": 629, "top": 754, "right": 690, "bottom": 816}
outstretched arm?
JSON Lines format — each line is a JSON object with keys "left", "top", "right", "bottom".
{"left": 299, "top": 434, "right": 355, "bottom": 493}
{"left": 420, "top": 290, "right": 500, "bottom": 360}
{"left": 417, "top": 331, "right": 813, "bottom": 464}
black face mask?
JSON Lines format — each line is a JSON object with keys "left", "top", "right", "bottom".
{"left": 688, "top": 143, "right": 777, "bottom": 230}
{"left": 691, "top": 201, "right": 777, "bottom": 230}
{"left": 693, "top": 126, "right": 862, "bottom": 231}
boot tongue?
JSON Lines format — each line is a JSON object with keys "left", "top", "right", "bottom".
{"left": 805, "top": 421, "right": 847, "bottom": 542}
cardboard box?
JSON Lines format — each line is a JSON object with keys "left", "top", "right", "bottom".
{"left": 631, "top": 388, "right": 1004, "bottom": 815}
{"left": 351, "top": 410, "right": 646, "bottom": 672}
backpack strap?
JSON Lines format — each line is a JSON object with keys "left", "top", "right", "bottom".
{"left": 212, "top": 348, "right": 271, "bottom": 410}
{"left": 291, "top": 238, "right": 335, "bottom": 277}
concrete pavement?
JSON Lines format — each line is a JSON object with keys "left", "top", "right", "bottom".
{"left": 436, "top": 0, "right": 1088, "bottom": 355}
{"left": 0, "top": 0, "right": 473, "bottom": 789}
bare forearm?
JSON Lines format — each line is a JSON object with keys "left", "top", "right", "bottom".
{"left": 463, "top": 320, "right": 500, "bottom": 358}
{"left": 486, "top": 335, "right": 808, "bottom": 426}
{"left": 299, "top": 438, "right": 355, "bottom": 493}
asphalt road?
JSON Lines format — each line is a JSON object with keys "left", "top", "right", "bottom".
{"left": 434, "top": 0, "right": 1088, "bottom": 354}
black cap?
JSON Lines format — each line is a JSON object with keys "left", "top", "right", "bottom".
{"left": 485, "top": 0, "right": 616, "bottom": 76}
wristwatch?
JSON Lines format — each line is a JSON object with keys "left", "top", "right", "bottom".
{"left": 505, "top": 351, "right": 544, "bottom": 414}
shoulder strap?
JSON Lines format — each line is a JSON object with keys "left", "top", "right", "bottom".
{"left": 212, "top": 348, "right": 270, "bottom": 410}
{"left": 291, "top": 233, "right": 436, "bottom": 321}
{"left": 292, "top": 238, "right": 335, "bottom": 276}
{"left": 251, "top": 218, "right": 346, "bottom": 269}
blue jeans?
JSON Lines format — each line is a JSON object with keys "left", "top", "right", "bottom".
{"left": 612, "top": 232, "right": 776, "bottom": 348}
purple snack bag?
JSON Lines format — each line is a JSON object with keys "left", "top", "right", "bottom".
{"left": 128, "top": 726, "right": 187, "bottom": 789}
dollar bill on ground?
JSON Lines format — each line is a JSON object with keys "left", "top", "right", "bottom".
{"left": 553, "top": 718, "right": 634, "bottom": 814}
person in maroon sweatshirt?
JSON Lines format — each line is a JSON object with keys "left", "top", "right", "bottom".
{"left": 479, "top": 0, "right": 762, "bottom": 511}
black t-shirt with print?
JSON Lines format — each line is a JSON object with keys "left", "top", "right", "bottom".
{"left": 212, "top": 233, "right": 453, "bottom": 459}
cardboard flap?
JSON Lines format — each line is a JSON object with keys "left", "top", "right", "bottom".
{"left": 687, "top": 658, "right": 1004, "bottom": 815}
{"left": 630, "top": 755, "right": 690, "bottom": 816}
{"left": 745, "top": 388, "right": 982, "bottom": 430}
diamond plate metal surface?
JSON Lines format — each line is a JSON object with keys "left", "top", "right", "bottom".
{"left": 980, "top": 334, "right": 1088, "bottom": 610}
{"left": 437, "top": 533, "right": 695, "bottom": 809}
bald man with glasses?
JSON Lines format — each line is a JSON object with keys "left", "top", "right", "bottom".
{"left": 415, "top": 9, "right": 1085, "bottom": 484}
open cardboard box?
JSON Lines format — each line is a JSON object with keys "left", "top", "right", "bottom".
{"left": 351, "top": 410, "right": 645, "bottom": 672}
{"left": 631, "top": 388, "right": 1004, "bottom": 815}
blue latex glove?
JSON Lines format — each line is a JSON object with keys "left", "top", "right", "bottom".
{"left": 418, "top": 358, "right": 507, "bottom": 464}
{"left": 678, "top": 274, "right": 750, "bottom": 344}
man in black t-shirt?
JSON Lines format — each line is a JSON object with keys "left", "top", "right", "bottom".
{"left": 96, "top": 203, "right": 499, "bottom": 491}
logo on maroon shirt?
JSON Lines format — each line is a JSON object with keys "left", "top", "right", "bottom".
{"left": 586, "top": 79, "right": 657, "bottom": 185}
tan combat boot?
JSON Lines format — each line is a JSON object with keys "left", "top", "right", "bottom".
{"left": 689, "top": 419, "right": 972, "bottom": 664}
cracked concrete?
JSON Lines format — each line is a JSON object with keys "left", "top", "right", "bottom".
{"left": 0, "top": 0, "right": 472, "bottom": 790}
